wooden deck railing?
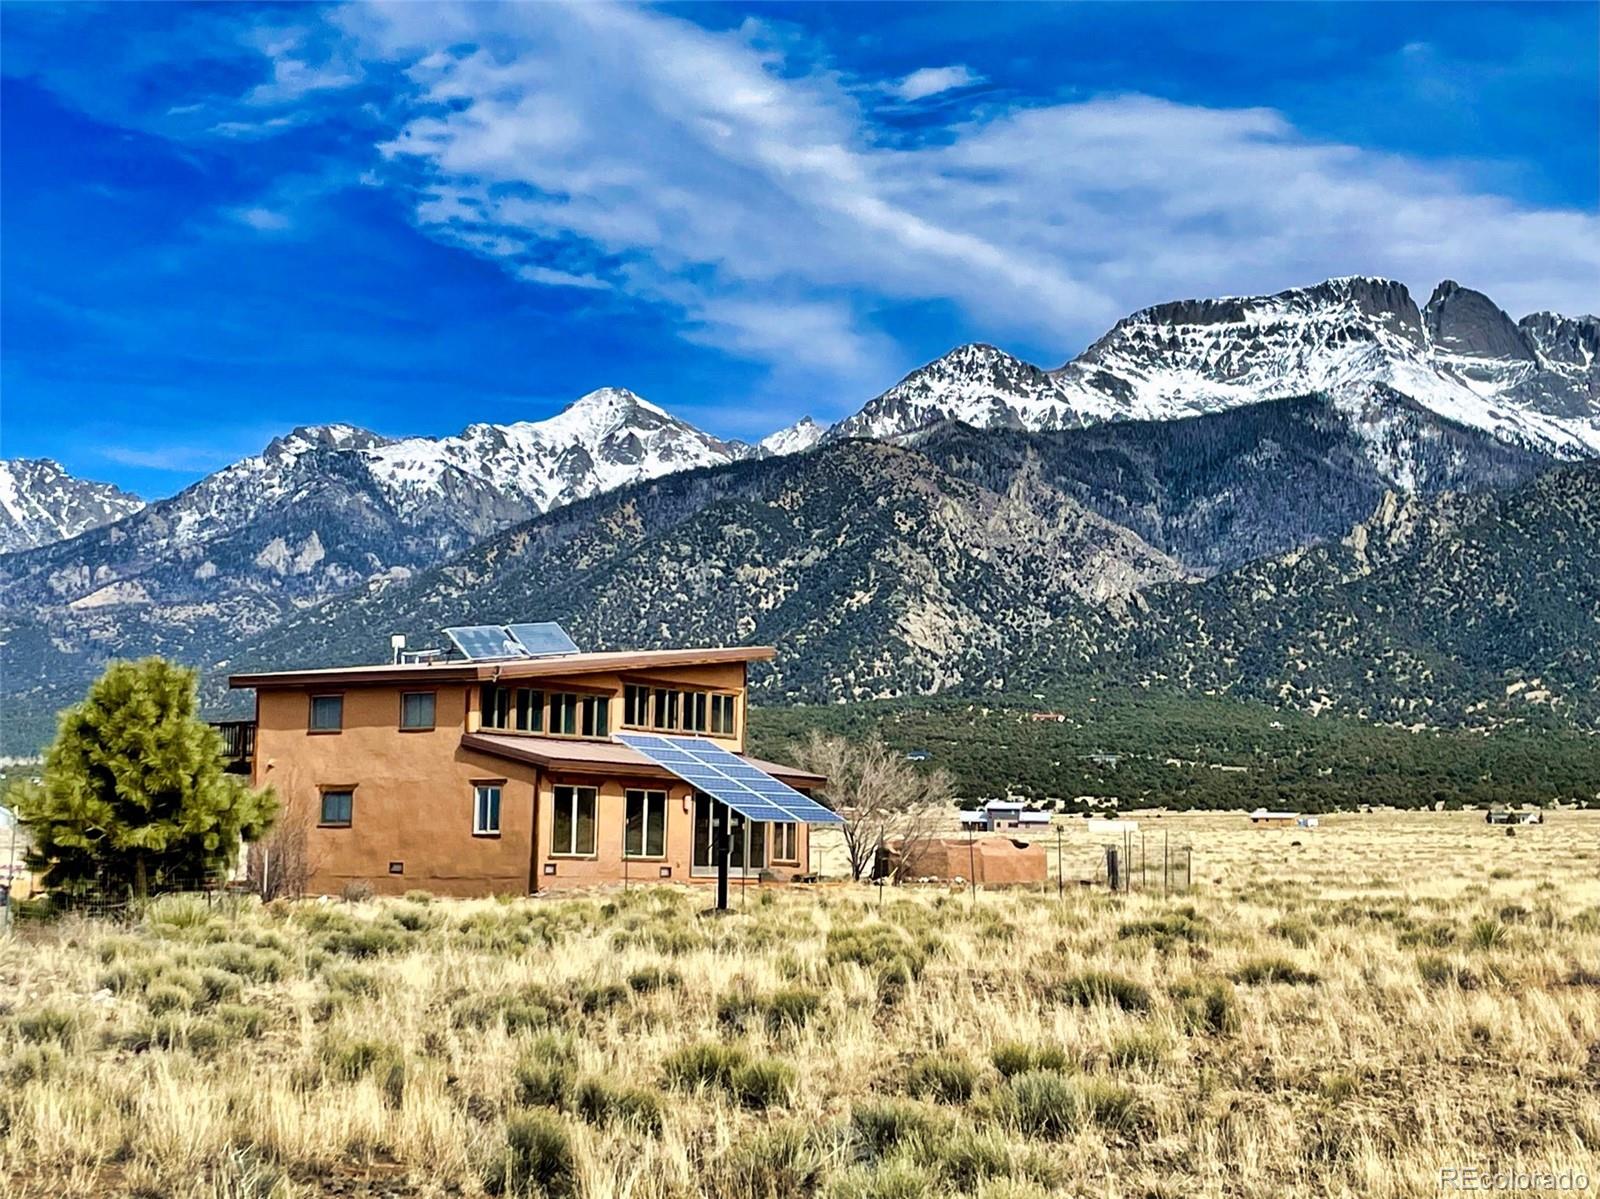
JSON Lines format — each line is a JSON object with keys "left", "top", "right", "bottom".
{"left": 212, "top": 721, "right": 256, "bottom": 771}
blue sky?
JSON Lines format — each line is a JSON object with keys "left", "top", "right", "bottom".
{"left": 3, "top": 1, "right": 1596, "bottom": 499}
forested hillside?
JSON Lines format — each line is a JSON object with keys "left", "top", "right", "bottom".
{"left": 748, "top": 686, "right": 1600, "bottom": 810}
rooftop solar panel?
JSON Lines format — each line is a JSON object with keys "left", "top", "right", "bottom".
{"left": 615, "top": 733, "right": 842, "bottom": 825}
{"left": 506, "top": 622, "right": 580, "bottom": 657}
{"left": 444, "top": 625, "right": 529, "bottom": 661}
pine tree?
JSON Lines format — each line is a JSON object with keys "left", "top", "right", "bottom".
{"left": 13, "top": 657, "right": 276, "bottom": 898}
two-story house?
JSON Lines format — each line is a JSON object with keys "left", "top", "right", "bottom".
{"left": 226, "top": 625, "right": 832, "bottom": 897}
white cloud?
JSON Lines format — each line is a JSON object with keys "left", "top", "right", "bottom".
{"left": 890, "top": 64, "right": 983, "bottom": 101}
{"left": 312, "top": 3, "right": 1596, "bottom": 388}
{"left": 230, "top": 206, "right": 292, "bottom": 232}
{"left": 97, "top": 444, "right": 243, "bottom": 473}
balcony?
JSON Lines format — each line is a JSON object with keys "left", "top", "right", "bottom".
{"left": 212, "top": 720, "right": 256, "bottom": 773}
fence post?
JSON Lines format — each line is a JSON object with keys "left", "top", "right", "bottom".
{"left": 1055, "top": 827, "right": 1063, "bottom": 901}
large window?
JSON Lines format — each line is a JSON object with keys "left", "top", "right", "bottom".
{"left": 546, "top": 694, "right": 608, "bottom": 738}
{"left": 551, "top": 785, "right": 597, "bottom": 855}
{"left": 773, "top": 822, "right": 799, "bottom": 863}
{"left": 480, "top": 685, "right": 544, "bottom": 733}
{"left": 625, "top": 789, "right": 667, "bottom": 858}
{"left": 400, "top": 691, "right": 436, "bottom": 730}
{"left": 624, "top": 684, "right": 737, "bottom": 735}
{"left": 473, "top": 784, "right": 502, "bottom": 836}
{"left": 309, "top": 694, "right": 343, "bottom": 732}
{"left": 320, "top": 789, "right": 353, "bottom": 827}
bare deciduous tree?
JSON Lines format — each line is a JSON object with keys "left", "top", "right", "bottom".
{"left": 246, "top": 797, "right": 320, "bottom": 901}
{"left": 791, "top": 732, "right": 953, "bottom": 881}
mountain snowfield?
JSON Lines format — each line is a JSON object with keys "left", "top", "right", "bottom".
{"left": 4, "top": 275, "right": 1595, "bottom": 558}
{"left": 0, "top": 458, "right": 145, "bottom": 554}
{"left": 838, "top": 277, "right": 1600, "bottom": 458}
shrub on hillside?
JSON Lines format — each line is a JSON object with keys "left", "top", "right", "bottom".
{"left": 904, "top": 1052, "right": 978, "bottom": 1104}
{"left": 1050, "top": 970, "right": 1152, "bottom": 1013}
{"left": 483, "top": 1111, "right": 576, "bottom": 1198}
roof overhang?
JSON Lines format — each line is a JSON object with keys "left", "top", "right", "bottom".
{"left": 460, "top": 732, "right": 825, "bottom": 789}
{"left": 230, "top": 646, "right": 775, "bottom": 690}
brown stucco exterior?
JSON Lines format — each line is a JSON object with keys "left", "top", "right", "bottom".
{"left": 239, "top": 649, "right": 816, "bottom": 896}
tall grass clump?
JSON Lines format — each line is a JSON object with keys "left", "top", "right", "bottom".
{"left": 904, "top": 1052, "right": 978, "bottom": 1103}
{"left": 1231, "top": 957, "right": 1320, "bottom": 986}
{"left": 1050, "top": 970, "right": 1152, "bottom": 1013}
{"left": 1171, "top": 978, "right": 1242, "bottom": 1035}
{"left": 483, "top": 1111, "right": 576, "bottom": 1198}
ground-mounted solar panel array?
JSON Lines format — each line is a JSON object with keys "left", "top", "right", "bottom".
{"left": 444, "top": 622, "right": 580, "bottom": 661}
{"left": 615, "top": 733, "right": 842, "bottom": 824}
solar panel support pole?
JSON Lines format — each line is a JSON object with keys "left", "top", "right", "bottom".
{"left": 714, "top": 801, "right": 730, "bottom": 912}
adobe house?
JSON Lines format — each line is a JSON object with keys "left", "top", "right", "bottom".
{"left": 226, "top": 624, "right": 835, "bottom": 899}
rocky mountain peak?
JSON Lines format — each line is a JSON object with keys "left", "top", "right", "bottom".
{"left": 759, "top": 416, "right": 826, "bottom": 457}
{"left": 1424, "top": 280, "right": 1536, "bottom": 362}
{"left": 0, "top": 458, "right": 147, "bottom": 554}
{"left": 264, "top": 424, "right": 390, "bottom": 461}
{"left": 1518, "top": 311, "right": 1600, "bottom": 369}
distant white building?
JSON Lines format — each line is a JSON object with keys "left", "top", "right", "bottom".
{"left": 959, "top": 800, "right": 1052, "bottom": 832}
{"left": 1248, "top": 809, "right": 1318, "bottom": 829}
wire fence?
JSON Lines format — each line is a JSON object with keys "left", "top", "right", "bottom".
{"left": 1098, "top": 833, "right": 1192, "bottom": 895}
{"left": 4, "top": 871, "right": 249, "bottom": 930}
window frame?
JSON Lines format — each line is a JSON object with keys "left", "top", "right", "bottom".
{"left": 318, "top": 786, "right": 355, "bottom": 828}
{"left": 472, "top": 780, "right": 504, "bottom": 838}
{"left": 580, "top": 695, "right": 610, "bottom": 738}
{"left": 549, "top": 692, "right": 579, "bottom": 737}
{"left": 619, "top": 681, "right": 739, "bottom": 737}
{"left": 515, "top": 688, "right": 544, "bottom": 733}
{"left": 480, "top": 684, "right": 509, "bottom": 731}
{"left": 623, "top": 684, "right": 648, "bottom": 728}
{"left": 624, "top": 788, "right": 668, "bottom": 859}
{"left": 710, "top": 692, "right": 737, "bottom": 737}
{"left": 308, "top": 693, "right": 344, "bottom": 734}
{"left": 550, "top": 784, "right": 598, "bottom": 857}
{"left": 399, "top": 690, "right": 437, "bottom": 732}
{"left": 772, "top": 821, "right": 799, "bottom": 863}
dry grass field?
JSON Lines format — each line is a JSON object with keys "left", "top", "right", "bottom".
{"left": 2, "top": 810, "right": 1597, "bottom": 1199}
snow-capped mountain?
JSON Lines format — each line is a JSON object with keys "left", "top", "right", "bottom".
{"left": 0, "top": 458, "right": 145, "bottom": 554}
{"left": 758, "top": 416, "right": 826, "bottom": 456}
{"left": 360, "top": 388, "right": 757, "bottom": 517}
{"left": 829, "top": 344, "right": 1080, "bottom": 440}
{"left": 0, "top": 389, "right": 769, "bottom": 729}
{"left": 837, "top": 278, "right": 1600, "bottom": 458}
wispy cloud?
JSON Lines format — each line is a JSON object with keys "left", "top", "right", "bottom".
{"left": 230, "top": 206, "right": 292, "bottom": 232}
{"left": 96, "top": 444, "right": 246, "bottom": 473}
{"left": 330, "top": 1, "right": 1596, "bottom": 379}
{"left": 12, "top": 0, "right": 1597, "bottom": 424}
{"left": 889, "top": 64, "right": 983, "bottom": 102}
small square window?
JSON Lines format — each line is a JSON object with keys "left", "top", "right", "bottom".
{"left": 320, "top": 790, "right": 353, "bottom": 826}
{"left": 401, "top": 691, "right": 435, "bottom": 730}
{"left": 310, "top": 695, "right": 343, "bottom": 732}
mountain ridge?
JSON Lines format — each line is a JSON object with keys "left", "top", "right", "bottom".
{"left": 0, "top": 459, "right": 146, "bottom": 554}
